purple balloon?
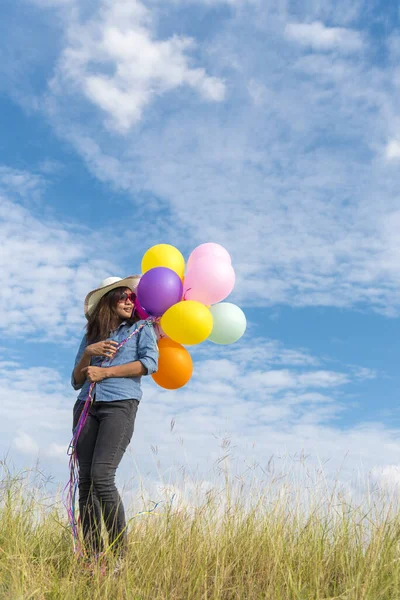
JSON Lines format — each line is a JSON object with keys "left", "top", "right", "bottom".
{"left": 137, "top": 267, "right": 183, "bottom": 316}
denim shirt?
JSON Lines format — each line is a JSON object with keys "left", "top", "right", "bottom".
{"left": 71, "top": 320, "right": 158, "bottom": 402}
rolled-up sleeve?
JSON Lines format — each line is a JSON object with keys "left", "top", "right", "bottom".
{"left": 71, "top": 334, "right": 88, "bottom": 390}
{"left": 137, "top": 323, "right": 159, "bottom": 376}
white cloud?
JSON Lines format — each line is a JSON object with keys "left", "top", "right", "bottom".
{"left": 165, "top": 0, "right": 257, "bottom": 5}
{"left": 0, "top": 166, "right": 123, "bottom": 338}
{"left": 28, "top": 0, "right": 73, "bottom": 5}
{"left": 49, "top": 0, "right": 225, "bottom": 132}
{"left": 0, "top": 335, "right": 383, "bottom": 501}
{"left": 43, "top": 55, "right": 400, "bottom": 315}
{"left": 218, "top": 339, "right": 320, "bottom": 368}
{"left": 0, "top": 166, "right": 45, "bottom": 203}
{"left": 385, "top": 140, "right": 400, "bottom": 160}
{"left": 247, "top": 78, "right": 267, "bottom": 106}
{"left": 14, "top": 431, "right": 40, "bottom": 456}
{"left": 2, "top": 0, "right": 400, "bottom": 318}
{"left": 285, "top": 21, "right": 364, "bottom": 53}
{"left": 243, "top": 368, "right": 349, "bottom": 395}
{"left": 370, "top": 465, "right": 400, "bottom": 499}
{"left": 10, "top": 0, "right": 394, "bottom": 316}
{"left": 298, "top": 370, "right": 349, "bottom": 388}
{"left": 45, "top": 442, "right": 68, "bottom": 459}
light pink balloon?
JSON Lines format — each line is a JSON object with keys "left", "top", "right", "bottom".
{"left": 187, "top": 243, "right": 231, "bottom": 271}
{"left": 183, "top": 256, "right": 235, "bottom": 305}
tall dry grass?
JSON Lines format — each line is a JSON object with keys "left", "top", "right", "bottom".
{"left": 1, "top": 457, "right": 400, "bottom": 600}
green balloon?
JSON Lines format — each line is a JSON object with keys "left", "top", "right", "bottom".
{"left": 208, "top": 303, "right": 246, "bottom": 345}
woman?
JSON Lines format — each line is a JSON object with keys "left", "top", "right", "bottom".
{"left": 71, "top": 275, "right": 158, "bottom": 566}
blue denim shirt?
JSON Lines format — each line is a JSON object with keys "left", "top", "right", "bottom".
{"left": 71, "top": 320, "right": 158, "bottom": 402}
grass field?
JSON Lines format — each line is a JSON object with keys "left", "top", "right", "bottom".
{"left": 1, "top": 458, "right": 400, "bottom": 600}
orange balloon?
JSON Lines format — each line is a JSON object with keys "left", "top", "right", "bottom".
{"left": 152, "top": 337, "right": 193, "bottom": 390}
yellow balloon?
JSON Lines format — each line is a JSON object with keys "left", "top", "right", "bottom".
{"left": 161, "top": 301, "right": 213, "bottom": 345}
{"left": 142, "top": 244, "right": 185, "bottom": 279}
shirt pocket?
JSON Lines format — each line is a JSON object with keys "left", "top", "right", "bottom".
{"left": 118, "top": 334, "right": 139, "bottom": 363}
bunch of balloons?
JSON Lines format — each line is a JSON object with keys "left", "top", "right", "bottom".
{"left": 136, "top": 243, "right": 246, "bottom": 390}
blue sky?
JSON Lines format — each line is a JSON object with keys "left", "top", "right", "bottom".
{"left": 2, "top": 0, "right": 400, "bottom": 507}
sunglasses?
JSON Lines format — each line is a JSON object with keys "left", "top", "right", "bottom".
{"left": 116, "top": 291, "right": 136, "bottom": 304}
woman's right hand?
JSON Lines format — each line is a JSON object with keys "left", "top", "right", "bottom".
{"left": 84, "top": 340, "right": 119, "bottom": 359}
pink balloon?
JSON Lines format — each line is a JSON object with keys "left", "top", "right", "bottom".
{"left": 134, "top": 296, "right": 149, "bottom": 321}
{"left": 183, "top": 256, "right": 235, "bottom": 305}
{"left": 187, "top": 243, "right": 231, "bottom": 271}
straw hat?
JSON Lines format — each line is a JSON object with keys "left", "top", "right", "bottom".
{"left": 84, "top": 275, "right": 141, "bottom": 319}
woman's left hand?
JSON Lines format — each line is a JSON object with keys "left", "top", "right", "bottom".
{"left": 81, "top": 366, "right": 107, "bottom": 383}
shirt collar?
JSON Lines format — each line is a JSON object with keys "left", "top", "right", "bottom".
{"left": 112, "top": 320, "right": 127, "bottom": 334}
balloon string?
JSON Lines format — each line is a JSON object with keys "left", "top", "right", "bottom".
{"left": 154, "top": 322, "right": 165, "bottom": 339}
{"left": 63, "top": 319, "right": 157, "bottom": 556}
{"left": 101, "top": 493, "right": 176, "bottom": 557}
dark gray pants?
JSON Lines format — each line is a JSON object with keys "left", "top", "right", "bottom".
{"left": 72, "top": 398, "right": 139, "bottom": 556}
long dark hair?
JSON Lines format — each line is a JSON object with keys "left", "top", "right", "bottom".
{"left": 86, "top": 287, "right": 139, "bottom": 344}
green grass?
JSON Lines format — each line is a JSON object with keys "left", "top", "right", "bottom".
{"left": 1, "top": 459, "right": 400, "bottom": 600}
